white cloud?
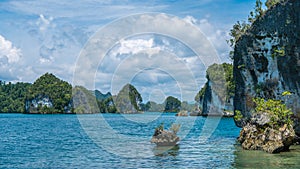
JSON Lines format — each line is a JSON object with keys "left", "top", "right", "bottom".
{"left": 185, "top": 16, "right": 231, "bottom": 62}
{"left": 0, "top": 35, "right": 22, "bottom": 63}
{"left": 0, "top": 0, "right": 232, "bottom": 102}
{"left": 73, "top": 13, "right": 224, "bottom": 102}
{"left": 117, "top": 38, "right": 161, "bottom": 55}
{"left": 36, "top": 14, "right": 54, "bottom": 32}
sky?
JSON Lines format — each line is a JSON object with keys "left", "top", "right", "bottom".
{"left": 0, "top": 0, "right": 264, "bottom": 103}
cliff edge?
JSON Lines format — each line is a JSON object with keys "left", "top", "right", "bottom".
{"left": 233, "top": 0, "right": 300, "bottom": 133}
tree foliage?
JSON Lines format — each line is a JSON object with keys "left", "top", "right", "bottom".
{"left": 26, "top": 73, "right": 72, "bottom": 113}
{"left": 253, "top": 98, "right": 294, "bottom": 129}
{"left": 265, "top": 0, "right": 282, "bottom": 9}
{"left": 0, "top": 81, "right": 31, "bottom": 113}
{"left": 195, "top": 63, "right": 234, "bottom": 103}
{"left": 228, "top": 0, "right": 287, "bottom": 54}
{"left": 228, "top": 0, "right": 268, "bottom": 57}
{"left": 146, "top": 101, "right": 165, "bottom": 112}
{"left": 0, "top": 73, "right": 145, "bottom": 114}
{"left": 97, "top": 96, "right": 117, "bottom": 113}
{"left": 164, "top": 96, "right": 181, "bottom": 113}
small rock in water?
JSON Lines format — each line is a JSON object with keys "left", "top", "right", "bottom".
{"left": 151, "top": 124, "right": 180, "bottom": 146}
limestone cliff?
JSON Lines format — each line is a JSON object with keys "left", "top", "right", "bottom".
{"left": 195, "top": 63, "right": 234, "bottom": 116}
{"left": 233, "top": 0, "right": 300, "bottom": 127}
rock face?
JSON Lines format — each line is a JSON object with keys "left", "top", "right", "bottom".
{"left": 115, "top": 84, "right": 142, "bottom": 114}
{"left": 238, "top": 121, "right": 295, "bottom": 153}
{"left": 151, "top": 125, "right": 180, "bottom": 146}
{"left": 233, "top": 0, "right": 300, "bottom": 129}
{"left": 93, "top": 90, "right": 112, "bottom": 100}
{"left": 25, "top": 96, "right": 53, "bottom": 113}
{"left": 195, "top": 63, "right": 234, "bottom": 116}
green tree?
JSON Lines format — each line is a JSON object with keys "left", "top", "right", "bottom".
{"left": 253, "top": 98, "right": 293, "bottom": 129}
{"left": 265, "top": 0, "right": 282, "bottom": 9}
{"left": 228, "top": 0, "right": 266, "bottom": 54}
{"left": 97, "top": 96, "right": 117, "bottom": 113}
{"left": 195, "top": 63, "right": 234, "bottom": 104}
{"left": 164, "top": 96, "right": 181, "bottom": 113}
{"left": 26, "top": 73, "right": 72, "bottom": 113}
{"left": 147, "top": 101, "right": 165, "bottom": 112}
{"left": 0, "top": 81, "right": 31, "bottom": 113}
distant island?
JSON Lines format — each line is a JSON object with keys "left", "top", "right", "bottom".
{"left": 0, "top": 73, "right": 196, "bottom": 114}
{"left": 1, "top": 0, "right": 299, "bottom": 155}
{"left": 0, "top": 60, "right": 236, "bottom": 116}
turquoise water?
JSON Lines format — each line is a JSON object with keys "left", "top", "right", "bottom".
{"left": 0, "top": 113, "right": 299, "bottom": 168}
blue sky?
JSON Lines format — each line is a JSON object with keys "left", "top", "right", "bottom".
{"left": 0, "top": 0, "right": 265, "bottom": 102}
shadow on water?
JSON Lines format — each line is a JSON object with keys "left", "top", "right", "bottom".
{"left": 233, "top": 144, "right": 300, "bottom": 169}
{"left": 152, "top": 144, "right": 180, "bottom": 157}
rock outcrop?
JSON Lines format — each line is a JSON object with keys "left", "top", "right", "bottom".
{"left": 151, "top": 130, "right": 180, "bottom": 146}
{"left": 175, "top": 110, "right": 188, "bottom": 116}
{"left": 25, "top": 73, "right": 72, "bottom": 114}
{"left": 238, "top": 115, "right": 295, "bottom": 153}
{"left": 151, "top": 124, "right": 180, "bottom": 146}
{"left": 195, "top": 63, "right": 234, "bottom": 116}
{"left": 233, "top": 0, "right": 300, "bottom": 133}
{"left": 115, "top": 84, "right": 143, "bottom": 114}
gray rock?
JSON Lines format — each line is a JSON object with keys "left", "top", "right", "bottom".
{"left": 233, "top": 0, "right": 300, "bottom": 127}
{"left": 238, "top": 123, "right": 296, "bottom": 153}
{"left": 151, "top": 130, "right": 180, "bottom": 146}
{"left": 251, "top": 113, "right": 271, "bottom": 126}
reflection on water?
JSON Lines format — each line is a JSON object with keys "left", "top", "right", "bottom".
{"left": 233, "top": 145, "right": 300, "bottom": 169}
{"left": 153, "top": 145, "right": 180, "bottom": 157}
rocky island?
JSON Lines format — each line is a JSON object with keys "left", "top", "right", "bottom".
{"left": 231, "top": 0, "right": 300, "bottom": 153}
{"left": 151, "top": 123, "right": 180, "bottom": 146}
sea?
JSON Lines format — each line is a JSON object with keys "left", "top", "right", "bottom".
{"left": 1, "top": 113, "right": 300, "bottom": 168}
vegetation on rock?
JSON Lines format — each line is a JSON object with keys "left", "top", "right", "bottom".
{"left": 231, "top": 0, "right": 298, "bottom": 153}
{"left": 228, "top": 0, "right": 287, "bottom": 56}
{"left": 97, "top": 96, "right": 117, "bottom": 113}
{"left": 151, "top": 123, "right": 180, "bottom": 146}
{"left": 0, "top": 73, "right": 192, "bottom": 114}
{"left": 237, "top": 97, "right": 295, "bottom": 153}
{"left": 115, "top": 84, "right": 142, "bottom": 113}
{"left": 72, "top": 86, "right": 99, "bottom": 114}
{"left": 26, "top": 73, "right": 72, "bottom": 113}
{"left": 253, "top": 97, "right": 294, "bottom": 129}
{"left": 164, "top": 96, "right": 181, "bottom": 113}
{"left": 196, "top": 63, "right": 234, "bottom": 103}
{"left": 143, "top": 101, "right": 165, "bottom": 112}
{"left": 0, "top": 81, "right": 31, "bottom": 113}
{"left": 234, "top": 110, "right": 243, "bottom": 121}
{"left": 195, "top": 63, "right": 234, "bottom": 115}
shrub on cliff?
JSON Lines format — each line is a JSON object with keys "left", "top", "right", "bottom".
{"left": 253, "top": 98, "right": 294, "bottom": 129}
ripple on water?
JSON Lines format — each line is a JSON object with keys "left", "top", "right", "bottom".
{"left": 1, "top": 113, "right": 299, "bottom": 168}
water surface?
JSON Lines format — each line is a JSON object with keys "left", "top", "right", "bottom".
{"left": 0, "top": 113, "right": 299, "bottom": 168}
